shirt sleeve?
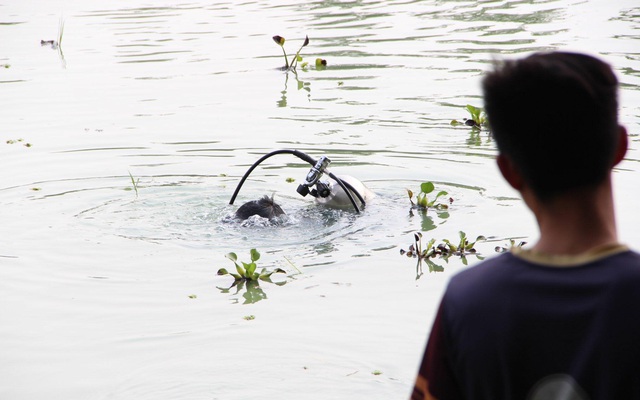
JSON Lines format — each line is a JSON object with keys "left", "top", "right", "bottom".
{"left": 415, "top": 299, "right": 463, "bottom": 400}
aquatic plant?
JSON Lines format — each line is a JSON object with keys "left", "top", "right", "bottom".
{"left": 41, "top": 17, "right": 64, "bottom": 48}
{"left": 58, "top": 16, "right": 65, "bottom": 49}
{"left": 283, "top": 255, "right": 302, "bottom": 274}
{"left": 273, "top": 35, "right": 290, "bottom": 69}
{"left": 217, "top": 248, "right": 286, "bottom": 283}
{"left": 407, "top": 182, "right": 451, "bottom": 233}
{"left": 273, "top": 35, "right": 325, "bottom": 72}
{"left": 451, "top": 104, "right": 489, "bottom": 130}
{"left": 440, "top": 231, "right": 487, "bottom": 258}
{"left": 273, "top": 34, "right": 309, "bottom": 70}
{"left": 127, "top": 171, "right": 140, "bottom": 197}
{"left": 292, "top": 35, "right": 310, "bottom": 70}
{"left": 401, "top": 233, "right": 443, "bottom": 277}
{"left": 407, "top": 182, "right": 449, "bottom": 210}
{"left": 495, "top": 239, "right": 527, "bottom": 253}
{"left": 315, "top": 58, "right": 327, "bottom": 70}
{"left": 401, "top": 231, "right": 486, "bottom": 278}
{"left": 6, "top": 138, "right": 32, "bottom": 147}
{"left": 272, "top": 35, "right": 325, "bottom": 106}
{"left": 40, "top": 17, "right": 66, "bottom": 67}
{"left": 217, "top": 249, "right": 288, "bottom": 304}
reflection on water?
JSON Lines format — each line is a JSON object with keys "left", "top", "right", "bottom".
{"left": 410, "top": 207, "right": 450, "bottom": 232}
{"left": 217, "top": 277, "right": 287, "bottom": 305}
{"left": 278, "top": 69, "right": 312, "bottom": 108}
{"left": 1, "top": 0, "right": 640, "bottom": 399}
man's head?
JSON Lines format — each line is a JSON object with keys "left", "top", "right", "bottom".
{"left": 482, "top": 52, "right": 622, "bottom": 201}
{"left": 235, "top": 195, "right": 285, "bottom": 220}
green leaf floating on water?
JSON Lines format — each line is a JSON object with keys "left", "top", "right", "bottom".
{"left": 420, "top": 181, "right": 434, "bottom": 194}
{"left": 235, "top": 263, "right": 246, "bottom": 278}
{"left": 244, "top": 261, "right": 257, "bottom": 277}
{"left": 466, "top": 104, "right": 481, "bottom": 121}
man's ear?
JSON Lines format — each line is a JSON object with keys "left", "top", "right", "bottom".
{"left": 612, "top": 125, "right": 628, "bottom": 167}
{"left": 497, "top": 154, "right": 524, "bottom": 191}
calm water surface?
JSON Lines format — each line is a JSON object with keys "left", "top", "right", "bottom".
{"left": 1, "top": 0, "right": 639, "bottom": 399}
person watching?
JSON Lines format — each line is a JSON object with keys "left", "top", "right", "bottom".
{"left": 412, "top": 52, "right": 637, "bottom": 400}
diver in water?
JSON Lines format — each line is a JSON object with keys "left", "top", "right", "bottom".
{"left": 234, "top": 176, "right": 374, "bottom": 221}
{"left": 230, "top": 150, "right": 374, "bottom": 221}
{"left": 235, "top": 195, "right": 285, "bottom": 220}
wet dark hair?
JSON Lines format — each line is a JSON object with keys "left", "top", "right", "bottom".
{"left": 482, "top": 52, "right": 619, "bottom": 201}
{"left": 235, "top": 195, "right": 285, "bottom": 220}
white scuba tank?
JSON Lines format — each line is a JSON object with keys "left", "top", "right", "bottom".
{"left": 314, "top": 175, "right": 375, "bottom": 209}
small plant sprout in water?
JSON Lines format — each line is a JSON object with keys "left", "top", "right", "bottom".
{"left": 407, "top": 182, "right": 449, "bottom": 210}
{"left": 41, "top": 17, "right": 66, "bottom": 67}
{"left": 495, "top": 239, "right": 527, "bottom": 253}
{"left": 127, "top": 171, "right": 140, "bottom": 197}
{"left": 451, "top": 104, "right": 489, "bottom": 130}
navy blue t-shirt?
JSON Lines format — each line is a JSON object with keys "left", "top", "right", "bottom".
{"left": 418, "top": 249, "right": 640, "bottom": 400}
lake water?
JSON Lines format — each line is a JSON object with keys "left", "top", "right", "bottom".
{"left": 1, "top": 0, "right": 639, "bottom": 399}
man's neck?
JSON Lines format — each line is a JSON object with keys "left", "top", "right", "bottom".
{"left": 526, "top": 181, "right": 619, "bottom": 256}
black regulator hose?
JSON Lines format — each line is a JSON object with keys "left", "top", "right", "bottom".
{"left": 228, "top": 149, "right": 364, "bottom": 213}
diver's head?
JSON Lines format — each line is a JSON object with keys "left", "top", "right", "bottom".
{"left": 235, "top": 195, "right": 285, "bottom": 220}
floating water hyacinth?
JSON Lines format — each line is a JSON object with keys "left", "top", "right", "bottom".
{"left": 272, "top": 34, "right": 316, "bottom": 71}
{"left": 407, "top": 181, "right": 449, "bottom": 210}
{"left": 217, "top": 248, "right": 286, "bottom": 283}
{"left": 451, "top": 104, "right": 489, "bottom": 130}
{"left": 401, "top": 231, "right": 487, "bottom": 278}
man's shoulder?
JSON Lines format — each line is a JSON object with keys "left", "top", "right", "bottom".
{"left": 449, "top": 252, "right": 517, "bottom": 284}
{"left": 441, "top": 250, "right": 640, "bottom": 323}
{"left": 446, "top": 249, "right": 640, "bottom": 295}
{"left": 601, "top": 249, "right": 640, "bottom": 286}
{"left": 443, "top": 253, "right": 518, "bottom": 301}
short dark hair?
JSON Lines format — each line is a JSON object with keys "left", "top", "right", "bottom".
{"left": 235, "top": 195, "right": 285, "bottom": 220}
{"left": 482, "top": 52, "right": 620, "bottom": 200}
